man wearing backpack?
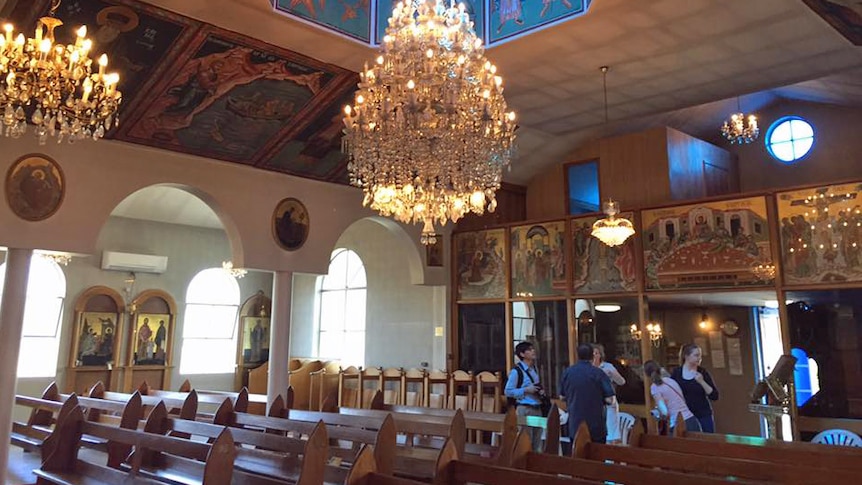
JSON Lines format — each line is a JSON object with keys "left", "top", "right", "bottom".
{"left": 505, "top": 341, "right": 544, "bottom": 451}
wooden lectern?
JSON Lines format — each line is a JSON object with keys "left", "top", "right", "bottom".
{"left": 749, "top": 354, "right": 797, "bottom": 440}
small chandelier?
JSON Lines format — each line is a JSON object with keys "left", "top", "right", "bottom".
{"left": 342, "top": 0, "right": 517, "bottom": 245}
{"left": 720, "top": 96, "right": 758, "bottom": 145}
{"left": 751, "top": 261, "right": 776, "bottom": 281}
{"left": 591, "top": 199, "right": 635, "bottom": 247}
{"left": 0, "top": 0, "right": 122, "bottom": 144}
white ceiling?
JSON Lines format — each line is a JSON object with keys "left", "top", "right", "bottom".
{"left": 123, "top": 0, "right": 862, "bottom": 225}
{"left": 111, "top": 186, "right": 224, "bottom": 229}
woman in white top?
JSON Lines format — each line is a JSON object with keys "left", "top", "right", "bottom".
{"left": 592, "top": 344, "right": 626, "bottom": 444}
{"left": 643, "top": 360, "right": 702, "bottom": 433}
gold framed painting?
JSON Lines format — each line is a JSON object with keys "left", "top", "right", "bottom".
{"left": 241, "top": 316, "right": 270, "bottom": 364}
{"left": 273, "top": 197, "right": 310, "bottom": 251}
{"left": 5, "top": 153, "right": 65, "bottom": 221}
{"left": 72, "top": 312, "right": 120, "bottom": 367}
{"left": 132, "top": 313, "right": 170, "bottom": 366}
{"left": 641, "top": 196, "right": 773, "bottom": 290}
{"left": 510, "top": 220, "right": 567, "bottom": 297}
{"left": 455, "top": 228, "right": 507, "bottom": 300}
{"left": 776, "top": 181, "right": 862, "bottom": 285}
{"left": 571, "top": 213, "right": 638, "bottom": 294}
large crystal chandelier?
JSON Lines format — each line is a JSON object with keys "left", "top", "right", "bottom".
{"left": 342, "top": 0, "right": 516, "bottom": 244}
{"left": 720, "top": 96, "right": 758, "bottom": 145}
{"left": 0, "top": 0, "right": 122, "bottom": 144}
{"left": 591, "top": 199, "right": 635, "bottom": 247}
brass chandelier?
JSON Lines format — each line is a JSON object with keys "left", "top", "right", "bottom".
{"left": 342, "top": 0, "right": 517, "bottom": 245}
{"left": 720, "top": 96, "right": 758, "bottom": 145}
{"left": 0, "top": 0, "right": 122, "bottom": 144}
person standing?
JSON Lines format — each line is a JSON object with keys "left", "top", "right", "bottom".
{"left": 671, "top": 343, "right": 719, "bottom": 433}
{"left": 592, "top": 344, "right": 626, "bottom": 444}
{"left": 644, "top": 360, "right": 701, "bottom": 434}
{"left": 560, "top": 343, "right": 615, "bottom": 444}
{"left": 504, "top": 341, "right": 545, "bottom": 452}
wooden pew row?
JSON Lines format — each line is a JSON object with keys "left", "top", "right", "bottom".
{"left": 34, "top": 396, "right": 236, "bottom": 485}
{"left": 510, "top": 429, "right": 753, "bottom": 485}
{"left": 145, "top": 401, "right": 328, "bottom": 485}
{"left": 283, "top": 407, "right": 397, "bottom": 476}
{"left": 145, "top": 386, "right": 251, "bottom": 421}
{"left": 630, "top": 418, "right": 862, "bottom": 473}
{"left": 12, "top": 389, "right": 146, "bottom": 455}
{"left": 338, "top": 407, "right": 465, "bottom": 480}
{"left": 343, "top": 445, "right": 427, "bottom": 485}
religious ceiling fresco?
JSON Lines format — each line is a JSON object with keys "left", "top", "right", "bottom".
{"left": 275, "top": 0, "right": 589, "bottom": 46}
{"left": 4, "top": 0, "right": 357, "bottom": 183}
{"left": 274, "top": 0, "right": 372, "bottom": 43}
{"left": 803, "top": 0, "right": 862, "bottom": 45}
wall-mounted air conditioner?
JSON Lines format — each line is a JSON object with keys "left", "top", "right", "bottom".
{"left": 101, "top": 251, "right": 168, "bottom": 274}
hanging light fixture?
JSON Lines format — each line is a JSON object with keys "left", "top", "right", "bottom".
{"left": 589, "top": 67, "right": 635, "bottom": 248}
{"left": 720, "top": 96, "right": 759, "bottom": 145}
{"left": 0, "top": 0, "right": 122, "bottom": 144}
{"left": 592, "top": 199, "right": 635, "bottom": 247}
{"left": 342, "top": 0, "right": 517, "bottom": 245}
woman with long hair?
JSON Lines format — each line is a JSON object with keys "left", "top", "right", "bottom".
{"left": 592, "top": 344, "right": 626, "bottom": 444}
{"left": 671, "top": 343, "right": 719, "bottom": 432}
{"left": 643, "top": 360, "right": 701, "bottom": 433}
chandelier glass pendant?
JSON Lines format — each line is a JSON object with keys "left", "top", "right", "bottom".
{"left": 591, "top": 199, "right": 635, "bottom": 247}
{"left": 720, "top": 96, "right": 758, "bottom": 145}
{"left": 342, "top": 0, "right": 517, "bottom": 245}
{"left": 0, "top": 0, "right": 122, "bottom": 144}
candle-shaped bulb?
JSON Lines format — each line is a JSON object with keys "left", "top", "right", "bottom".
{"left": 98, "top": 53, "right": 107, "bottom": 76}
{"left": 39, "top": 38, "right": 51, "bottom": 54}
{"left": 407, "top": 80, "right": 415, "bottom": 89}
{"left": 76, "top": 25, "right": 87, "bottom": 38}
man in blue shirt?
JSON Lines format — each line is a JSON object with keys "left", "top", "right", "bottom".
{"left": 505, "top": 341, "right": 544, "bottom": 451}
{"left": 560, "top": 343, "right": 615, "bottom": 444}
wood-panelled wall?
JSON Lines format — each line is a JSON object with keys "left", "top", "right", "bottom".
{"left": 527, "top": 126, "right": 739, "bottom": 220}
{"left": 455, "top": 182, "right": 527, "bottom": 232}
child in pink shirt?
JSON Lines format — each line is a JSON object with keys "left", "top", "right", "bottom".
{"left": 644, "top": 360, "right": 702, "bottom": 433}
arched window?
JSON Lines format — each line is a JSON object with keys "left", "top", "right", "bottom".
{"left": 179, "top": 268, "right": 240, "bottom": 374}
{"left": 0, "top": 255, "right": 66, "bottom": 378}
{"left": 316, "top": 249, "right": 366, "bottom": 366}
{"left": 765, "top": 116, "right": 814, "bottom": 163}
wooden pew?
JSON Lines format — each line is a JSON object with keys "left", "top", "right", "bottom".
{"left": 374, "top": 403, "right": 518, "bottom": 464}
{"left": 145, "top": 386, "right": 250, "bottom": 420}
{"left": 512, "top": 427, "right": 753, "bottom": 485}
{"left": 631, "top": 418, "right": 862, "bottom": 473}
{"left": 88, "top": 381, "right": 199, "bottom": 423}
{"left": 285, "top": 407, "right": 397, "bottom": 475}
{"left": 344, "top": 444, "right": 442, "bottom": 485}
{"left": 614, "top": 421, "right": 860, "bottom": 483}
{"left": 146, "top": 401, "right": 328, "bottom": 485}
{"left": 338, "top": 407, "right": 466, "bottom": 480}
{"left": 12, "top": 388, "right": 145, "bottom": 456}
{"left": 34, "top": 396, "right": 236, "bottom": 485}
{"left": 431, "top": 439, "right": 596, "bottom": 485}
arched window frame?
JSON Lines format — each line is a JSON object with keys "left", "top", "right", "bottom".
{"left": 315, "top": 248, "right": 367, "bottom": 367}
{"left": 0, "top": 255, "right": 66, "bottom": 378}
{"left": 179, "top": 268, "right": 240, "bottom": 375}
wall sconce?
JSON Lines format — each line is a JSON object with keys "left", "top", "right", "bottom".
{"left": 631, "top": 321, "right": 663, "bottom": 346}
{"left": 698, "top": 312, "right": 711, "bottom": 331}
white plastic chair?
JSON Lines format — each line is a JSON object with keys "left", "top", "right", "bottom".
{"left": 811, "top": 429, "right": 862, "bottom": 447}
{"left": 618, "top": 412, "right": 636, "bottom": 445}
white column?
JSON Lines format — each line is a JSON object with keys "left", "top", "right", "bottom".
{"left": 267, "top": 270, "right": 292, "bottom": 408}
{"left": 0, "top": 249, "right": 32, "bottom": 478}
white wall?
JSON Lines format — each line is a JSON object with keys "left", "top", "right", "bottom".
{"left": 12, "top": 216, "right": 273, "bottom": 408}
{"left": 290, "top": 218, "right": 448, "bottom": 370}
